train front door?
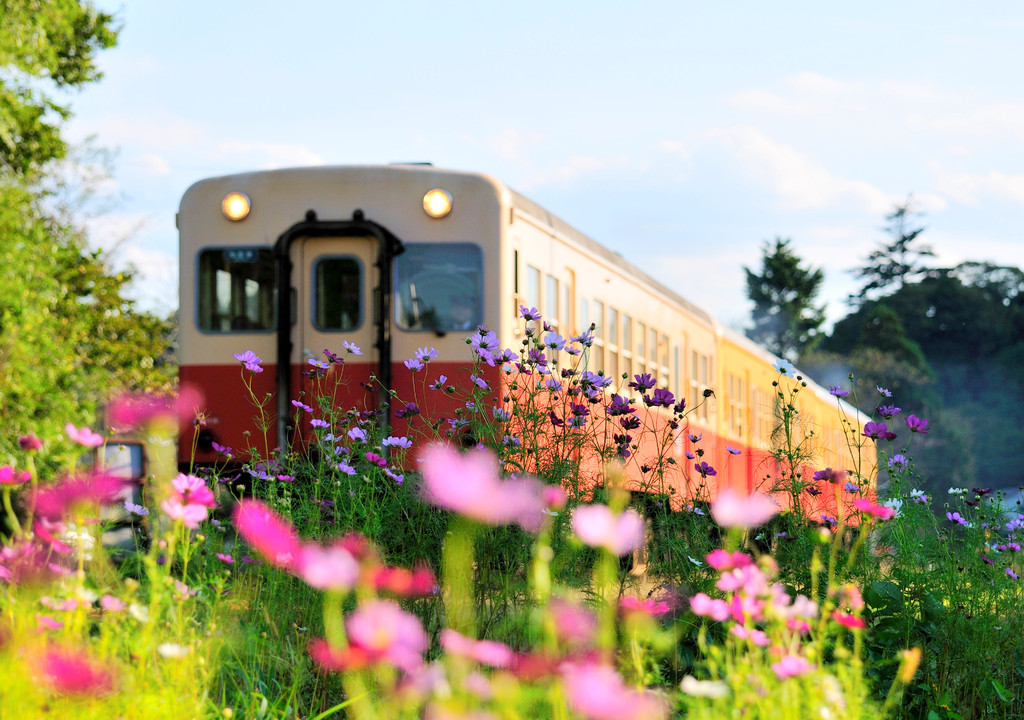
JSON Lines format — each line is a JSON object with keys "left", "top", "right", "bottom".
{"left": 293, "top": 235, "right": 381, "bottom": 425}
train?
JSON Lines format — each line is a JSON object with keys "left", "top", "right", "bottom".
{"left": 175, "top": 164, "right": 873, "bottom": 510}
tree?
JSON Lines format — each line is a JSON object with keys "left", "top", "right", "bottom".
{"left": 850, "top": 199, "right": 935, "bottom": 305}
{"left": 744, "top": 237, "right": 826, "bottom": 360}
{"left": 0, "top": 0, "right": 118, "bottom": 176}
{"left": 0, "top": 3, "right": 173, "bottom": 470}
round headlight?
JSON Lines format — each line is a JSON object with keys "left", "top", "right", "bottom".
{"left": 422, "top": 188, "right": 453, "bottom": 218}
{"left": 222, "top": 191, "right": 251, "bottom": 221}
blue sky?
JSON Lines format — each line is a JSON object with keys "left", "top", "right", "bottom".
{"left": 66, "top": 2, "right": 1024, "bottom": 329}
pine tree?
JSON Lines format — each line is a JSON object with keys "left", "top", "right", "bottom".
{"left": 744, "top": 237, "right": 826, "bottom": 360}
{"left": 851, "top": 200, "right": 935, "bottom": 305}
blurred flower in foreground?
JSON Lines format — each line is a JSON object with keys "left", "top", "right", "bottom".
{"left": 571, "top": 504, "right": 646, "bottom": 556}
{"left": 419, "top": 444, "right": 546, "bottom": 531}
{"left": 561, "top": 662, "right": 668, "bottom": 720}
{"left": 710, "top": 489, "right": 778, "bottom": 529}
{"left": 37, "top": 647, "right": 114, "bottom": 695}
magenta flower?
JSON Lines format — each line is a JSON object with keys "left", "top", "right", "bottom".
{"left": 853, "top": 498, "right": 895, "bottom": 520}
{"left": 570, "top": 504, "right": 646, "bottom": 556}
{"left": 65, "top": 423, "right": 104, "bottom": 448}
{"left": 32, "top": 472, "right": 127, "bottom": 520}
{"left": 0, "top": 465, "right": 30, "bottom": 485}
{"left": 108, "top": 386, "right": 205, "bottom": 431}
{"left": 419, "top": 445, "right": 546, "bottom": 531}
{"left": 689, "top": 593, "right": 731, "bottom": 622}
{"left": 710, "top": 488, "right": 778, "bottom": 529}
{"left": 161, "top": 473, "right": 217, "bottom": 529}
{"left": 38, "top": 647, "right": 114, "bottom": 695}
{"left": 561, "top": 662, "right": 668, "bottom": 720}
{"left": 620, "top": 596, "right": 671, "bottom": 616}
{"left": 234, "top": 500, "right": 303, "bottom": 568}
{"left": 905, "top": 414, "right": 929, "bottom": 434}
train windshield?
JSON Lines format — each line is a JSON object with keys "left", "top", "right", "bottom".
{"left": 197, "top": 247, "right": 275, "bottom": 332}
{"left": 394, "top": 243, "right": 483, "bottom": 332}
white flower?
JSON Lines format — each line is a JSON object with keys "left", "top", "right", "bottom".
{"left": 128, "top": 603, "right": 150, "bottom": 623}
{"left": 688, "top": 556, "right": 703, "bottom": 567}
{"left": 881, "top": 498, "right": 903, "bottom": 517}
{"left": 680, "top": 675, "right": 729, "bottom": 699}
{"left": 157, "top": 642, "right": 191, "bottom": 658}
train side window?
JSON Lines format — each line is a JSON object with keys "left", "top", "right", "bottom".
{"left": 394, "top": 243, "right": 483, "bottom": 332}
{"left": 313, "top": 256, "right": 362, "bottom": 331}
{"left": 591, "top": 300, "right": 605, "bottom": 374}
{"left": 197, "top": 247, "right": 275, "bottom": 332}
{"left": 621, "top": 315, "right": 633, "bottom": 380}
{"left": 545, "top": 274, "right": 559, "bottom": 328}
{"left": 607, "top": 307, "right": 619, "bottom": 379}
{"left": 637, "top": 322, "right": 646, "bottom": 373}
{"left": 527, "top": 266, "right": 541, "bottom": 311}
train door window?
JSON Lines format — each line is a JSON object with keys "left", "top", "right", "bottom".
{"left": 197, "top": 247, "right": 275, "bottom": 332}
{"left": 545, "top": 274, "right": 559, "bottom": 329}
{"left": 313, "top": 256, "right": 362, "bottom": 331}
{"left": 621, "top": 314, "right": 633, "bottom": 380}
{"left": 394, "top": 243, "right": 483, "bottom": 332}
{"left": 636, "top": 322, "right": 646, "bottom": 373}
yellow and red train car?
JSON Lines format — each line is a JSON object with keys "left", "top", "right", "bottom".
{"left": 176, "top": 164, "right": 872, "bottom": 507}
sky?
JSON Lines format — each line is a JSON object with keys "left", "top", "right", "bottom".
{"left": 64, "top": 1, "right": 1024, "bottom": 331}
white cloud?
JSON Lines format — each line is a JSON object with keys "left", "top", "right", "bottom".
{"left": 523, "top": 154, "right": 631, "bottom": 189}
{"left": 73, "top": 111, "right": 206, "bottom": 151}
{"left": 141, "top": 152, "right": 171, "bottom": 175}
{"left": 698, "top": 125, "right": 894, "bottom": 213}
{"left": 934, "top": 168, "right": 1024, "bottom": 206}
{"left": 483, "top": 127, "right": 545, "bottom": 162}
{"left": 83, "top": 212, "right": 151, "bottom": 255}
{"left": 213, "top": 140, "right": 325, "bottom": 169}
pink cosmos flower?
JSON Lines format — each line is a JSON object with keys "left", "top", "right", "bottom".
{"left": 689, "top": 593, "right": 731, "bottom": 622}
{"left": 705, "top": 549, "right": 754, "bottom": 571}
{"left": 0, "top": 465, "right": 30, "bottom": 485}
{"left": 19, "top": 434, "right": 43, "bottom": 451}
{"left": 561, "top": 662, "right": 669, "bottom": 720}
{"left": 37, "top": 647, "right": 114, "bottom": 695}
{"left": 832, "top": 610, "right": 866, "bottom": 629}
{"left": 711, "top": 489, "right": 779, "bottom": 529}
{"left": 233, "top": 500, "right": 304, "bottom": 569}
{"left": 161, "top": 473, "right": 217, "bottom": 529}
{"left": 570, "top": 504, "right": 646, "bottom": 556}
{"left": 853, "top": 497, "right": 896, "bottom": 520}
{"left": 100, "top": 595, "right": 126, "bottom": 612}
{"left": 419, "top": 444, "right": 546, "bottom": 531}
{"left": 296, "top": 543, "right": 360, "bottom": 591}
{"left": 32, "top": 472, "right": 128, "bottom": 520}
{"left": 620, "top": 596, "right": 671, "bottom": 615}
{"left": 65, "top": 423, "right": 104, "bottom": 448}
{"left": 771, "top": 654, "right": 813, "bottom": 679}
{"left": 440, "top": 629, "right": 514, "bottom": 668}
{"left": 730, "top": 625, "right": 769, "bottom": 646}
{"left": 346, "top": 599, "right": 429, "bottom": 672}
{"left": 107, "top": 385, "right": 204, "bottom": 431}
{"left": 372, "top": 564, "right": 437, "bottom": 597}
{"left": 550, "top": 598, "right": 598, "bottom": 647}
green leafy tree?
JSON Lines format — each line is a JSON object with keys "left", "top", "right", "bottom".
{"left": 744, "top": 237, "right": 826, "bottom": 360}
{"left": 851, "top": 200, "right": 935, "bottom": 305}
{"left": 0, "top": 3, "right": 173, "bottom": 469}
{"left": 0, "top": 0, "right": 118, "bottom": 176}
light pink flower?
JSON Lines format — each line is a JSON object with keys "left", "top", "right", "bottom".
{"left": 729, "top": 625, "right": 769, "bottom": 646}
{"left": 711, "top": 489, "right": 779, "bottom": 529}
{"left": 107, "top": 385, "right": 204, "bottom": 431}
{"left": 346, "top": 599, "right": 429, "bottom": 672}
{"left": 65, "top": 424, "right": 104, "bottom": 448}
{"left": 571, "top": 504, "right": 646, "bottom": 556}
{"left": 296, "top": 543, "right": 359, "bottom": 591}
{"left": 419, "top": 445, "right": 546, "bottom": 531}
{"left": 689, "top": 593, "right": 730, "bottom": 622}
{"left": 100, "top": 595, "right": 126, "bottom": 612}
{"left": 550, "top": 598, "right": 598, "bottom": 647}
{"left": 161, "top": 473, "right": 217, "bottom": 529}
{"left": 705, "top": 549, "right": 753, "bottom": 570}
{"left": 440, "top": 629, "right": 514, "bottom": 667}
{"left": 561, "top": 662, "right": 669, "bottom": 720}
{"left": 234, "top": 500, "right": 303, "bottom": 569}
{"left": 771, "top": 654, "right": 813, "bottom": 679}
